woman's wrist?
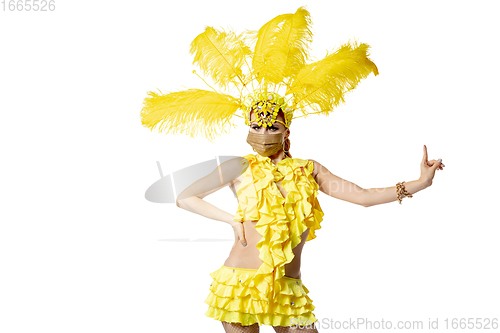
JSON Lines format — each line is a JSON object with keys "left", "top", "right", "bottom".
{"left": 228, "top": 220, "right": 241, "bottom": 227}
{"left": 418, "top": 177, "right": 432, "bottom": 188}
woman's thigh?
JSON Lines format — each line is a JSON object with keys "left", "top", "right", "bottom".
{"left": 222, "top": 321, "right": 259, "bottom": 333}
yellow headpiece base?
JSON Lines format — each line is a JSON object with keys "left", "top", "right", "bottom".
{"left": 242, "top": 90, "right": 293, "bottom": 128}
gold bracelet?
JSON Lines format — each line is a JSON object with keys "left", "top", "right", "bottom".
{"left": 396, "top": 181, "right": 413, "bottom": 204}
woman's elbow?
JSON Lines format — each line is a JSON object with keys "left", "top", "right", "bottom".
{"left": 176, "top": 197, "right": 188, "bottom": 208}
{"left": 176, "top": 196, "right": 198, "bottom": 209}
{"left": 359, "top": 200, "right": 371, "bottom": 208}
{"left": 176, "top": 192, "right": 193, "bottom": 208}
{"left": 359, "top": 190, "right": 372, "bottom": 208}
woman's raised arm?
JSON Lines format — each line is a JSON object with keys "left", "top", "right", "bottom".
{"left": 310, "top": 159, "right": 368, "bottom": 207}
{"left": 310, "top": 145, "right": 444, "bottom": 207}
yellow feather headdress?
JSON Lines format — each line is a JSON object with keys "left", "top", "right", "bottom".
{"left": 141, "top": 6, "right": 379, "bottom": 142}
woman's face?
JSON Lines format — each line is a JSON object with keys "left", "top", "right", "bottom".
{"left": 249, "top": 109, "right": 289, "bottom": 136}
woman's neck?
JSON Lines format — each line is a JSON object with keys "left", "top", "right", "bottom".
{"left": 266, "top": 150, "right": 286, "bottom": 165}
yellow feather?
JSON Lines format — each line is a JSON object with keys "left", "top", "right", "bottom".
{"left": 141, "top": 89, "right": 242, "bottom": 142}
{"left": 141, "top": 8, "right": 380, "bottom": 141}
{"left": 250, "top": 7, "right": 312, "bottom": 87}
{"left": 190, "top": 27, "right": 252, "bottom": 90}
{"left": 287, "top": 40, "right": 379, "bottom": 114}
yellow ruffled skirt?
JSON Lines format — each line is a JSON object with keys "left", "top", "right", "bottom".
{"left": 205, "top": 265, "right": 318, "bottom": 327}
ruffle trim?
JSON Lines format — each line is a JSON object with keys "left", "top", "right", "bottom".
{"left": 205, "top": 266, "right": 317, "bottom": 327}
{"left": 232, "top": 153, "right": 325, "bottom": 303}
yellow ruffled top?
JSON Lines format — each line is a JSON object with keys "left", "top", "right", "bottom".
{"left": 233, "top": 153, "right": 325, "bottom": 304}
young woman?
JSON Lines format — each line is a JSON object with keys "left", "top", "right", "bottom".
{"left": 141, "top": 6, "right": 445, "bottom": 332}
{"left": 175, "top": 107, "right": 445, "bottom": 333}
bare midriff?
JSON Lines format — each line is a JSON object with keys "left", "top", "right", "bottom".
{"left": 223, "top": 175, "right": 309, "bottom": 280}
{"left": 223, "top": 221, "right": 309, "bottom": 280}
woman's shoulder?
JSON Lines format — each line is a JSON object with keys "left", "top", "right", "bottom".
{"left": 303, "top": 158, "right": 320, "bottom": 178}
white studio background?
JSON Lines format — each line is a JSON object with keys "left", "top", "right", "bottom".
{"left": 1, "top": 1, "right": 499, "bottom": 332}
